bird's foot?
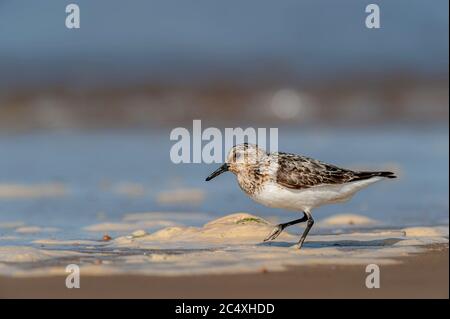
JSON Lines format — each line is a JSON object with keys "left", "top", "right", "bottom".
{"left": 263, "top": 224, "right": 284, "bottom": 242}
{"left": 293, "top": 239, "right": 306, "bottom": 250}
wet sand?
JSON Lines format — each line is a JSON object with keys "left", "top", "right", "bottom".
{"left": 0, "top": 244, "right": 447, "bottom": 299}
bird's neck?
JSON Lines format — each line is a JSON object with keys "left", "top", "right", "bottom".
{"left": 236, "top": 165, "right": 267, "bottom": 196}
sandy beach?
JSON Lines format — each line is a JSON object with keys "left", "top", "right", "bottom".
{"left": 0, "top": 212, "right": 448, "bottom": 299}
{"left": 0, "top": 244, "right": 447, "bottom": 299}
{"left": 0, "top": 0, "right": 448, "bottom": 303}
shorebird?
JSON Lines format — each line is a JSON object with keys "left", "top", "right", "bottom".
{"left": 205, "top": 143, "right": 396, "bottom": 249}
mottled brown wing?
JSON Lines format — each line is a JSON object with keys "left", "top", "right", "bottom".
{"left": 274, "top": 153, "right": 357, "bottom": 189}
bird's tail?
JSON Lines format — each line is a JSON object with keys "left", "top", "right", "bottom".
{"left": 353, "top": 171, "right": 397, "bottom": 181}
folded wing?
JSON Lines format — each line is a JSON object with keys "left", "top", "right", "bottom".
{"left": 274, "top": 152, "right": 396, "bottom": 189}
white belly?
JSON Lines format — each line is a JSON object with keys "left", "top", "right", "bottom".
{"left": 250, "top": 177, "right": 383, "bottom": 212}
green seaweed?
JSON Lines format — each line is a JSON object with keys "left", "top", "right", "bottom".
{"left": 236, "top": 217, "right": 266, "bottom": 224}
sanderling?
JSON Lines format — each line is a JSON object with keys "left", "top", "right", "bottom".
{"left": 205, "top": 143, "right": 396, "bottom": 249}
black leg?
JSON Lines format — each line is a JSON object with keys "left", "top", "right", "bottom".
{"left": 263, "top": 212, "right": 308, "bottom": 242}
{"left": 296, "top": 211, "right": 314, "bottom": 249}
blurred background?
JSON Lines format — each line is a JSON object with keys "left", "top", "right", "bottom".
{"left": 0, "top": 0, "right": 448, "bottom": 129}
{"left": 0, "top": 0, "right": 448, "bottom": 241}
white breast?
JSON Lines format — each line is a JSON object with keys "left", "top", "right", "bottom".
{"left": 250, "top": 177, "right": 383, "bottom": 212}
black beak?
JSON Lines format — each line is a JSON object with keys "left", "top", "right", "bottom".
{"left": 205, "top": 163, "right": 229, "bottom": 181}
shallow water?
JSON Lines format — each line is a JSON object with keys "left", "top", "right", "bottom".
{"left": 0, "top": 126, "right": 448, "bottom": 275}
{"left": 1, "top": 127, "right": 448, "bottom": 226}
{"left": 0, "top": 126, "right": 448, "bottom": 273}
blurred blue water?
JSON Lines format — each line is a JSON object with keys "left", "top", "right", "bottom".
{"left": 0, "top": 0, "right": 448, "bottom": 87}
{"left": 0, "top": 126, "right": 448, "bottom": 245}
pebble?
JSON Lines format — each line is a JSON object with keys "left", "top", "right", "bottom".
{"left": 131, "top": 230, "right": 147, "bottom": 238}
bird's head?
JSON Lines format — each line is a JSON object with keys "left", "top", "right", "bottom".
{"left": 205, "top": 143, "right": 267, "bottom": 181}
